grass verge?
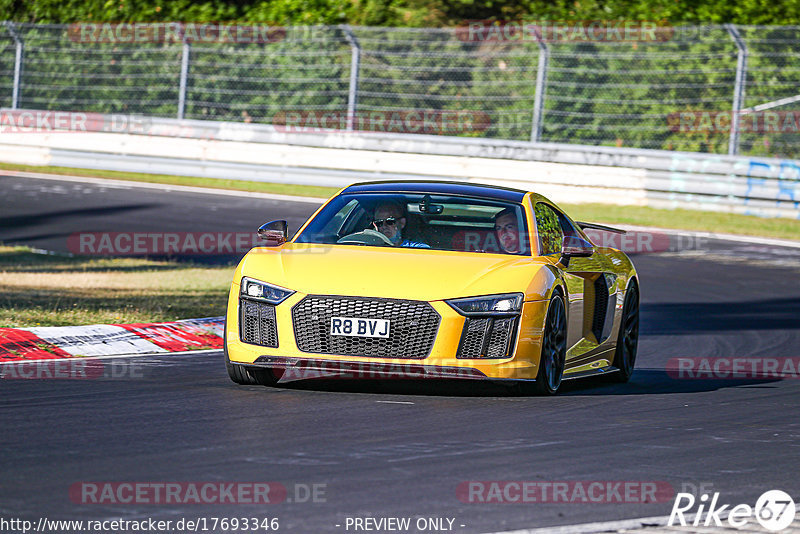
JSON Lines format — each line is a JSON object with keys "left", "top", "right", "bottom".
{"left": 2, "top": 162, "right": 799, "bottom": 240}
{"left": 562, "top": 203, "right": 800, "bottom": 241}
{"left": 0, "top": 245, "right": 232, "bottom": 328}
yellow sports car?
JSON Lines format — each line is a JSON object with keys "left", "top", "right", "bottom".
{"left": 225, "top": 181, "right": 639, "bottom": 394}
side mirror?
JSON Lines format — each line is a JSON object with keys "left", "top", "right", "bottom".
{"left": 257, "top": 220, "right": 288, "bottom": 246}
{"left": 559, "top": 235, "right": 594, "bottom": 267}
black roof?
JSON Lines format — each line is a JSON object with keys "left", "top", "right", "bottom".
{"left": 342, "top": 180, "right": 528, "bottom": 203}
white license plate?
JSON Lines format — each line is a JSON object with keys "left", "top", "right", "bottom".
{"left": 330, "top": 317, "right": 390, "bottom": 338}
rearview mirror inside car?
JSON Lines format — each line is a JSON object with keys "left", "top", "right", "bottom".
{"left": 419, "top": 194, "right": 444, "bottom": 214}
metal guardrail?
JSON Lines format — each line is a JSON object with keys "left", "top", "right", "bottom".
{"left": 1, "top": 113, "right": 798, "bottom": 218}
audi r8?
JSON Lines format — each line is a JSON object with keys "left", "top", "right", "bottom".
{"left": 224, "top": 181, "right": 639, "bottom": 395}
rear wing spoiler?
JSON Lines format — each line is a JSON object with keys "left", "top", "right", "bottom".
{"left": 576, "top": 221, "right": 627, "bottom": 234}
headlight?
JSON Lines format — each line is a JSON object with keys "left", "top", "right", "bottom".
{"left": 240, "top": 277, "right": 295, "bottom": 305}
{"left": 446, "top": 293, "right": 523, "bottom": 316}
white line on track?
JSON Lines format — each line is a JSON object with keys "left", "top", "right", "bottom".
{"left": 375, "top": 400, "right": 415, "bottom": 405}
{"left": 485, "top": 508, "right": 800, "bottom": 533}
{"left": 485, "top": 514, "right": 675, "bottom": 534}
{"left": 0, "top": 169, "right": 327, "bottom": 204}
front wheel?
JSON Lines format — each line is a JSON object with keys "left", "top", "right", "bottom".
{"left": 224, "top": 325, "right": 281, "bottom": 386}
{"left": 608, "top": 281, "right": 639, "bottom": 383}
{"left": 226, "top": 360, "right": 281, "bottom": 386}
{"left": 523, "top": 293, "right": 567, "bottom": 396}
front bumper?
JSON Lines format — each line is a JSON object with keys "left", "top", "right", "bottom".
{"left": 225, "top": 283, "right": 548, "bottom": 381}
{"left": 237, "top": 356, "right": 489, "bottom": 381}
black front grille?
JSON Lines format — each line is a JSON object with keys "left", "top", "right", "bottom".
{"left": 592, "top": 276, "right": 609, "bottom": 342}
{"left": 240, "top": 298, "right": 279, "bottom": 348}
{"left": 457, "top": 316, "right": 518, "bottom": 359}
{"left": 291, "top": 295, "right": 440, "bottom": 359}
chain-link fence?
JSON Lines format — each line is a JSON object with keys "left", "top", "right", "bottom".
{"left": 1, "top": 23, "right": 799, "bottom": 158}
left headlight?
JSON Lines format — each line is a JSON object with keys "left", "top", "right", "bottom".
{"left": 240, "top": 277, "right": 295, "bottom": 305}
{"left": 446, "top": 293, "right": 524, "bottom": 316}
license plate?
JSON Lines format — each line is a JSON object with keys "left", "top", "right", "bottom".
{"left": 330, "top": 317, "right": 390, "bottom": 338}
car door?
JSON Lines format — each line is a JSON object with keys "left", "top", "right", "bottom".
{"left": 534, "top": 203, "right": 615, "bottom": 364}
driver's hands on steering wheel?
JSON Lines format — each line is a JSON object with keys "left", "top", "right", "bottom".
{"left": 337, "top": 229, "right": 394, "bottom": 246}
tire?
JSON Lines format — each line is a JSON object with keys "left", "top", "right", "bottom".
{"left": 224, "top": 324, "right": 281, "bottom": 386}
{"left": 608, "top": 281, "right": 639, "bottom": 383}
{"left": 523, "top": 292, "right": 567, "bottom": 396}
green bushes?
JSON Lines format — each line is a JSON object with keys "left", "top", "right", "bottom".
{"left": 3, "top": 0, "right": 800, "bottom": 26}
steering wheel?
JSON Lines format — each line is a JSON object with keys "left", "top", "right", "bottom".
{"left": 337, "top": 229, "right": 394, "bottom": 246}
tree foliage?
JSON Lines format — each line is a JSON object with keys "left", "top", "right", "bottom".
{"left": 3, "top": 0, "right": 800, "bottom": 25}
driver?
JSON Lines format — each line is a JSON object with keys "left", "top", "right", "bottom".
{"left": 371, "top": 201, "right": 430, "bottom": 248}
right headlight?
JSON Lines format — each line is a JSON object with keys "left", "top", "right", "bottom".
{"left": 446, "top": 293, "right": 524, "bottom": 316}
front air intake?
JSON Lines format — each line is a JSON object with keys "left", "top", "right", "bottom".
{"left": 592, "top": 276, "right": 609, "bottom": 342}
{"left": 239, "top": 299, "right": 279, "bottom": 348}
{"left": 456, "top": 316, "right": 518, "bottom": 359}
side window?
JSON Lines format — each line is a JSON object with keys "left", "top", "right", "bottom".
{"left": 534, "top": 203, "right": 564, "bottom": 256}
{"left": 551, "top": 206, "right": 582, "bottom": 239}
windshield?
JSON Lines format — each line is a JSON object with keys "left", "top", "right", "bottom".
{"left": 295, "top": 193, "right": 530, "bottom": 255}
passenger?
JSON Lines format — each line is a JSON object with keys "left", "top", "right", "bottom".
{"left": 371, "top": 201, "right": 430, "bottom": 248}
{"left": 493, "top": 207, "right": 521, "bottom": 253}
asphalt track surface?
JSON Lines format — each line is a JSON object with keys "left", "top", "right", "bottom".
{"left": 2, "top": 174, "right": 800, "bottom": 533}
{"left": 0, "top": 174, "right": 320, "bottom": 262}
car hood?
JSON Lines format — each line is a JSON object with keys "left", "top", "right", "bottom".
{"left": 235, "top": 243, "right": 552, "bottom": 301}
